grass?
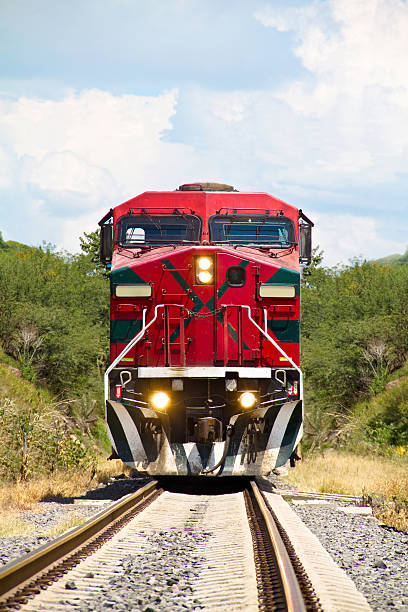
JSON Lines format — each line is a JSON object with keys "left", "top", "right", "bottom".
{"left": 285, "top": 451, "right": 408, "bottom": 531}
{"left": 0, "top": 457, "right": 129, "bottom": 536}
{"left": 44, "top": 513, "right": 89, "bottom": 538}
{"left": 0, "top": 357, "right": 131, "bottom": 536}
{"left": 0, "top": 512, "right": 35, "bottom": 537}
{"left": 0, "top": 357, "right": 54, "bottom": 409}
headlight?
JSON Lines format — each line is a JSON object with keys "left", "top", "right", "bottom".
{"left": 198, "top": 270, "right": 213, "bottom": 284}
{"left": 196, "top": 256, "right": 214, "bottom": 284}
{"left": 239, "top": 392, "right": 257, "bottom": 409}
{"left": 151, "top": 391, "right": 170, "bottom": 410}
{"left": 198, "top": 257, "right": 212, "bottom": 271}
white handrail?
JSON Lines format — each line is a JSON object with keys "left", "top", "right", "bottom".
{"left": 243, "top": 306, "right": 303, "bottom": 401}
{"left": 105, "top": 303, "right": 304, "bottom": 405}
{"left": 105, "top": 307, "right": 147, "bottom": 402}
{"left": 104, "top": 304, "right": 186, "bottom": 403}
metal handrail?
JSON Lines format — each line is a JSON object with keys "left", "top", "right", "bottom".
{"left": 105, "top": 304, "right": 187, "bottom": 402}
{"left": 246, "top": 305, "right": 303, "bottom": 402}
{"left": 105, "top": 304, "right": 304, "bottom": 407}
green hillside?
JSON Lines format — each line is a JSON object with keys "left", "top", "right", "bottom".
{"left": 0, "top": 235, "right": 110, "bottom": 481}
{"left": 302, "top": 252, "right": 408, "bottom": 456}
{"left": 372, "top": 247, "right": 408, "bottom": 266}
{"left": 0, "top": 350, "right": 100, "bottom": 480}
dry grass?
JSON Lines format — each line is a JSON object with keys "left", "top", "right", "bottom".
{"left": 0, "top": 511, "right": 85, "bottom": 538}
{"left": 375, "top": 507, "right": 408, "bottom": 532}
{"left": 0, "top": 507, "right": 92, "bottom": 539}
{"left": 285, "top": 451, "right": 408, "bottom": 531}
{"left": 285, "top": 451, "right": 408, "bottom": 496}
{"left": 0, "top": 457, "right": 130, "bottom": 536}
{"left": 44, "top": 513, "right": 88, "bottom": 538}
{"left": 0, "top": 512, "right": 34, "bottom": 537}
{"left": 0, "top": 458, "right": 129, "bottom": 513}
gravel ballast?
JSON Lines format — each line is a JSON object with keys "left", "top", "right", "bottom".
{"left": 0, "top": 500, "right": 112, "bottom": 567}
{"left": 21, "top": 490, "right": 259, "bottom": 611}
{"left": 289, "top": 499, "right": 408, "bottom": 611}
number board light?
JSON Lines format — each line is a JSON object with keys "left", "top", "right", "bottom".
{"left": 115, "top": 285, "right": 152, "bottom": 297}
{"left": 259, "top": 285, "right": 296, "bottom": 298}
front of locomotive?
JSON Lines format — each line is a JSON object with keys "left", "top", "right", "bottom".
{"left": 100, "top": 182, "right": 312, "bottom": 476}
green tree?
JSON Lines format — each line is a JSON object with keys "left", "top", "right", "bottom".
{"left": 79, "top": 229, "right": 109, "bottom": 277}
{"left": 0, "top": 231, "right": 8, "bottom": 250}
{"left": 0, "top": 244, "right": 109, "bottom": 397}
{"left": 301, "top": 257, "right": 408, "bottom": 446}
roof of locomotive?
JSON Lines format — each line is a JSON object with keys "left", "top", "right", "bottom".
{"left": 112, "top": 185, "right": 299, "bottom": 227}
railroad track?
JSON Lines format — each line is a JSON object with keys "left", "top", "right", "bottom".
{"left": 0, "top": 480, "right": 369, "bottom": 611}
{"left": 0, "top": 480, "right": 161, "bottom": 611}
{"left": 271, "top": 489, "right": 365, "bottom": 504}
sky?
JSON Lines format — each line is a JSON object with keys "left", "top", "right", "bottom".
{"left": 1, "top": 0, "right": 408, "bottom": 266}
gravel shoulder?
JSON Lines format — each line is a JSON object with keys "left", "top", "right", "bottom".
{"left": 264, "top": 472, "right": 407, "bottom": 611}
{"left": 285, "top": 493, "right": 408, "bottom": 610}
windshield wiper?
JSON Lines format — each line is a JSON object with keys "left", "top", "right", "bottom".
{"left": 140, "top": 209, "right": 162, "bottom": 233}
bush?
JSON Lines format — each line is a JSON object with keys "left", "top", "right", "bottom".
{"left": 0, "top": 237, "right": 110, "bottom": 482}
{"left": 0, "top": 244, "right": 109, "bottom": 399}
{"left": 0, "top": 397, "right": 96, "bottom": 481}
{"left": 364, "top": 380, "right": 408, "bottom": 447}
{"left": 301, "top": 257, "right": 408, "bottom": 450}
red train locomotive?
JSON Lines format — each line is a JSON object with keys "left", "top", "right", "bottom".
{"left": 99, "top": 182, "right": 312, "bottom": 476}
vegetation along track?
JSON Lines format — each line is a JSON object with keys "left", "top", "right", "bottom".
{"left": 0, "top": 478, "right": 359, "bottom": 611}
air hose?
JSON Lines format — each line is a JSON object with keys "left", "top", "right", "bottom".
{"left": 201, "top": 423, "right": 234, "bottom": 474}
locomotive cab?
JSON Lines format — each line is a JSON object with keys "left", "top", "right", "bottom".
{"left": 100, "top": 183, "right": 312, "bottom": 476}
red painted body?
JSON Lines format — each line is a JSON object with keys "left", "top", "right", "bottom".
{"left": 109, "top": 190, "right": 300, "bottom": 370}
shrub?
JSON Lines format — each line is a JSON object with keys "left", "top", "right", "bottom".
{"left": 0, "top": 397, "right": 96, "bottom": 481}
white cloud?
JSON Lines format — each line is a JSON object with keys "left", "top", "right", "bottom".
{"left": 256, "top": 0, "right": 408, "bottom": 94}
{"left": 207, "top": 91, "right": 255, "bottom": 124}
{"left": 0, "top": 89, "right": 194, "bottom": 251}
{"left": 254, "top": 0, "right": 408, "bottom": 184}
{"left": 312, "top": 211, "right": 406, "bottom": 266}
{"left": 22, "top": 151, "right": 118, "bottom": 216}
{"left": 1, "top": 0, "right": 408, "bottom": 267}
{"left": 0, "top": 145, "right": 16, "bottom": 189}
{"left": 1, "top": 88, "right": 186, "bottom": 183}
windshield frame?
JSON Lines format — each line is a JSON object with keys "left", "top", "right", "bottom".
{"left": 116, "top": 212, "right": 203, "bottom": 247}
{"left": 208, "top": 213, "right": 296, "bottom": 248}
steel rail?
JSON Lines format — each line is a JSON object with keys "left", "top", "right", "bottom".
{"left": 249, "top": 481, "right": 306, "bottom": 612}
{"left": 0, "top": 480, "right": 159, "bottom": 605}
{"left": 276, "top": 489, "right": 364, "bottom": 503}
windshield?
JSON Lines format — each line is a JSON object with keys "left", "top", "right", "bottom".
{"left": 117, "top": 213, "right": 202, "bottom": 246}
{"left": 209, "top": 214, "right": 295, "bottom": 247}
